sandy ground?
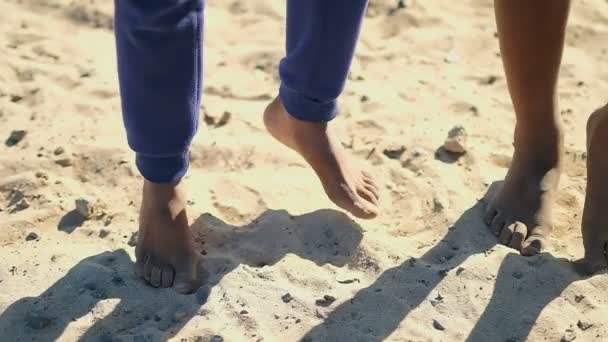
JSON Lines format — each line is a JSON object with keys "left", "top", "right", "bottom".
{"left": 1, "top": 0, "right": 608, "bottom": 341}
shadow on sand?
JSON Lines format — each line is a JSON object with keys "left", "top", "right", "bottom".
{"left": 0, "top": 184, "right": 589, "bottom": 341}
{"left": 301, "top": 183, "right": 585, "bottom": 342}
{"left": 0, "top": 208, "right": 364, "bottom": 342}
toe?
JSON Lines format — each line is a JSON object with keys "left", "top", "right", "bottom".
{"left": 521, "top": 234, "right": 545, "bottom": 256}
{"left": 351, "top": 198, "right": 379, "bottom": 219}
{"left": 173, "top": 259, "right": 205, "bottom": 294}
{"left": 363, "top": 178, "right": 380, "bottom": 195}
{"left": 508, "top": 222, "right": 527, "bottom": 251}
{"left": 142, "top": 255, "right": 153, "bottom": 282}
{"left": 357, "top": 185, "right": 379, "bottom": 204}
{"left": 490, "top": 214, "right": 505, "bottom": 237}
{"left": 498, "top": 222, "right": 515, "bottom": 246}
{"left": 150, "top": 265, "right": 162, "bottom": 288}
{"left": 484, "top": 206, "right": 498, "bottom": 226}
{"left": 161, "top": 266, "right": 175, "bottom": 288}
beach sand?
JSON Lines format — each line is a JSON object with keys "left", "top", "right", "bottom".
{"left": 1, "top": 0, "right": 607, "bottom": 341}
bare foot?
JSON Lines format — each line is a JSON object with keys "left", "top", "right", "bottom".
{"left": 484, "top": 125, "right": 563, "bottom": 256}
{"left": 135, "top": 180, "right": 205, "bottom": 294}
{"left": 580, "top": 105, "right": 608, "bottom": 274}
{"left": 264, "top": 97, "right": 379, "bottom": 219}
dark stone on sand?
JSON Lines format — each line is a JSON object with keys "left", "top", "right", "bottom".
{"left": 240, "top": 310, "right": 248, "bottom": 315}
{"left": 577, "top": 320, "right": 593, "bottom": 331}
{"left": 484, "top": 75, "right": 498, "bottom": 85}
{"left": 99, "top": 229, "right": 110, "bottom": 238}
{"left": 75, "top": 198, "right": 94, "bottom": 218}
{"left": 575, "top": 294, "right": 585, "bottom": 303}
{"left": 10, "top": 95, "right": 23, "bottom": 103}
{"left": 337, "top": 278, "right": 359, "bottom": 284}
{"left": 383, "top": 146, "right": 406, "bottom": 160}
{"left": 456, "top": 267, "right": 465, "bottom": 275}
{"left": 210, "top": 336, "right": 224, "bottom": 342}
{"left": 55, "top": 158, "right": 73, "bottom": 167}
{"left": 281, "top": 293, "right": 294, "bottom": 303}
{"left": 6, "top": 130, "right": 27, "bottom": 146}
{"left": 360, "top": 95, "right": 369, "bottom": 102}
{"left": 25, "top": 313, "right": 52, "bottom": 329}
{"left": 54, "top": 147, "right": 64, "bottom": 155}
{"left": 25, "top": 232, "right": 38, "bottom": 241}
{"left": 315, "top": 295, "right": 337, "bottom": 307}
{"left": 432, "top": 319, "right": 445, "bottom": 331}
{"left": 128, "top": 231, "right": 138, "bottom": 247}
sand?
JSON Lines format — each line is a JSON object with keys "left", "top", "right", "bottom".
{"left": 1, "top": 0, "right": 608, "bottom": 341}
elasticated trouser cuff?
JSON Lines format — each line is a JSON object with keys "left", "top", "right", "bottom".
{"left": 279, "top": 83, "right": 338, "bottom": 123}
{"left": 136, "top": 153, "right": 189, "bottom": 184}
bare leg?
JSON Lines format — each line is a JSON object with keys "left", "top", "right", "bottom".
{"left": 486, "top": 0, "right": 570, "bottom": 255}
{"left": 135, "top": 180, "right": 204, "bottom": 294}
{"left": 581, "top": 106, "right": 608, "bottom": 273}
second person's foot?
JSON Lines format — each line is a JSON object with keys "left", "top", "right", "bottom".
{"left": 264, "top": 97, "right": 379, "bottom": 219}
{"left": 484, "top": 124, "right": 563, "bottom": 255}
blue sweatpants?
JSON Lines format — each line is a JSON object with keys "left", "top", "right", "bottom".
{"left": 114, "top": 0, "right": 368, "bottom": 184}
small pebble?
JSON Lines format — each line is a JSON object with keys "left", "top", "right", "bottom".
{"left": 315, "top": 295, "right": 337, "bottom": 307}
{"left": 75, "top": 198, "right": 94, "bottom": 218}
{"left": 55, "top": 158, "right": 73, "bottom": 167}
{"left": 337, "top": 278, "right": 360, "bottom": 284}
{"left": 432, "top": 319, "right": 445, "bottom": 331}
{"left": 6, "top": 130, "right": 26, "bottom": 146}
{"left": 577, "top": 320, "right": 593, "bottom": 331}
{"left": 383, "top": 146, "right": 406, "bottom": 160}
{"left": 561, "top": 330, "right": 577, "bottom": 342}
{"left": 11, "top": 199, "right": 30, "bottom": 213}
{"left": 54, "top": 147, "right": 64, "bottom": 155}
{"left": 128, "top": 231, "right": 138, "bottom": 247}
{"left": 575, "top": 294, "right": 585, "bottom": 303}
{"left": 442, "top": 126, "right": 467, "bottom": 154}
{"left": 484, "top": 75, "right": 498, "bottom": 85}
{"left": 240, "top": 310, "right": 248, "bottom": 315}
{"left": 281, "top": 293, "right": 294, "bottom": 303}
{"left": 25, "top": 232, "right": 38, "bottom": 241}
{"left": 210, "top": 336, "right": 224, "bottom": 342}
{"left": 99, "top": 229, "right": 110, "bottom": 238}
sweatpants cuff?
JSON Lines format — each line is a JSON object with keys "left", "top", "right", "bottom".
{"left": 279, "top": 84, "right": 338, "bottom": 123}
{"left": 136, "top": 152, "right": 189, "bottom": 184}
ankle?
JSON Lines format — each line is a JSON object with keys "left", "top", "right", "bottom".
{"left": 142, "top": 180, "right": 186, "bottom": 205}
{"left": 514, "top": 121, "right": 563, "bottom": 149}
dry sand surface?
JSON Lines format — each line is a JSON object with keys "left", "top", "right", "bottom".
{"left": 1, "top": 0, "right": 608, "bottom": 341}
